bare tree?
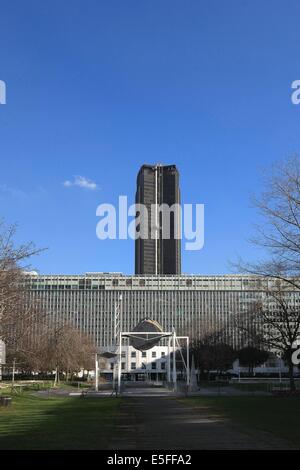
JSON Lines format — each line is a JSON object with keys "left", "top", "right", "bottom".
{"left": 236, "top": 284, "right": 300, "bottom": 390}
{"left": 35, "top": 321, "right": 96, "bottom": 385}
{"left": 234, "top": 156, "right": 300, "bottom": 390}
{"left": 0, "top": 220, "right": 45, "bottom": 364}
{"left": 0, "top": 221, "right": 96, "bottom": 382}
{"left": 236, "top": 156, "right": 300, "bottom": 285}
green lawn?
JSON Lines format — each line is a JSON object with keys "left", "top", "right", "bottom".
{"left": 3, "top": 388, "right": 300, "bottom": 449}
{"left": 231, "top": 382, "right": 273, "bottom": 392}
{"left": 0, "top": 392, "right": 121, "bottom": 449}
{"left": 183, "top": 396, "right": 300, "bottom": 446}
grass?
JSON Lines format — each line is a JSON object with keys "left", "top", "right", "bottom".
{"left": 231, "top": 382, "right": 273, "bottom": 392}
{"left": 0, "top": 390, "right": 121, "bottom": 449}
{"left": 4, "top": 384, "right": 300, "bottom": 449}
{"left": 199, "top": 379, "right": 299, "bottom": 393}
{"left": 183, "top": 396, "right": 300, "bottom": 446}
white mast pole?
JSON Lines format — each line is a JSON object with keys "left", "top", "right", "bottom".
{"left": 95, "top": 353, "right": 99, "bottom": 392}
{"left": 186, "top": 337, "right": 190, "bottom": 387}
{"left": 167, "top": 335, "right": 171, "bottom": 383}
{"left": 172, "top": 330, "right": 177, "bottom": 390}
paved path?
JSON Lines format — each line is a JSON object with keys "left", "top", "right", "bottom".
{"left": 109, "top": 394, "right": 294, "bottom": 450}
{"left": 122, "top": 387, "right": 175, "bottom": 397}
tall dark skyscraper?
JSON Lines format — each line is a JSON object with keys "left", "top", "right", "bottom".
{"left": 135, "top": 164, "right": 181, "bottom": 275}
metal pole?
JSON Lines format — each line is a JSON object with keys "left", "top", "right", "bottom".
{"left": 172, "top": 331, "right": 177, "bottom": 390}
{"left": 155, "top": 166, "right": 158, "bottom": 275}
{"left": 112, "top": 360, "right": 116, "bottom": 391}
{"left": 117, "top": 296, "right": 123, "bottom": 395}
{"left": 113, "top": 303, "right": 117, "bottom": 345}
{"left": 117, "top": 332, "right": 122, "bottom": 395}
{"left": 95, "top": 353, "right": 99, "bottom": 392}
{"left": 167, "top": 336, "right": 171, "bottom": 383}
{"left": 119, "top": 295, "right": 123, "bottom": 331}
{"left": 12, "top": 358, "right": 16, "bottom": 388}
{"left": 279, "top": 355, "right": 282, "bottom": 383}
{"left": 186, "top": 337, "right": 190, "bottom": 387}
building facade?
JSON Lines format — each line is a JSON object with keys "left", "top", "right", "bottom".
{"left": 27, "top": 272, "right": 273, "bottom": 350}
{"left": 107, "top": 344, "right": 170, "bottom": 381}
{"left": 135, "top": 164, "right": 181, "bottom": 275}
{"left": 26, "top": 272, "right": 300, "bottom": 378}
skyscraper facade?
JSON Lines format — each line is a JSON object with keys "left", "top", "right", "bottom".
{"left": 135, "top": 164, "right": 181, "bottom": 275}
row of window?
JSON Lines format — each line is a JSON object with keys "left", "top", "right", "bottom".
{"left": 30, "top": 279, "right": 202, "bottom": 289}
{"left": 122, "top": 351, "right": 165, "bottom": 358}
{"left": 30, "top": 284, "right": 106, "bottom": 290}
{"left": 111, "top": 362, "right": 166, "bottom": 371}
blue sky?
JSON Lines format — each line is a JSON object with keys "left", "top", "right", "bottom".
{"left": 0, "top": 0, "right": 300, "bottom": 275}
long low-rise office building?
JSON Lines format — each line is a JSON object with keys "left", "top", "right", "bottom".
{"left": 27, "top": 272, "right": 285, "bottom": 348}
{"left": 26, "top": 272, "right": 300, "bottom": 378}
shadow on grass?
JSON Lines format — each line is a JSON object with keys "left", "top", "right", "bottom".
{"left": 182, "top": 396, "right": 300, "bottom": 447}
{"left": 0, "top": 393, "right": 121, "bottom": 450}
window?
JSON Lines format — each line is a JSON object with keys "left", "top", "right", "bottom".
{"left": 121, "top": 363, "right": 125, "bottom": 370}
{"left": 151, "top": 362, "right": 156, "bottom": 370}
{"left": 142, "top": 351, "right": 146, "bottom": 357}
{"left": 161, "top": 351, "right": 165, "bottom": 357}
{"left": 110, "top": 363, "right": 114, "bottom": 370}
{"left": 139, "top": 279, "right": 145, "bottom": 287}
{"left": 121, "top": 352, "right": 126, "bottom": 358}
{"left": 112, "top": 279, "right": 118, "bottom": 286}
{"left": 131, "top": 351, "right": 136, "bottom": 358}
{"left": 131, "top": 362, "right": 136, "bottom": 370}
{"left": 152, "top": 351, "right": 156, "bottom": 358}
{"left": 161, "top": 362, "right": 166, "bottom": 370}
{"left": 126, "top": 279, "right": 132, "bottom": 286}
